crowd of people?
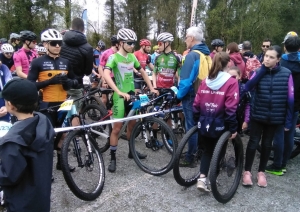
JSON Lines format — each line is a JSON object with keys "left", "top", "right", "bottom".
{"left": 0, "top": 16, "right": 299, "bottom": 210}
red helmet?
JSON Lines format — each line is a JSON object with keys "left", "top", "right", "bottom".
{"left": 140, "top": 39, "right": 151, "bottom": 46}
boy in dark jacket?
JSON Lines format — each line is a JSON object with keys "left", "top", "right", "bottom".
{"left": 0, "top": 78, "right": 55, "bottom": 212}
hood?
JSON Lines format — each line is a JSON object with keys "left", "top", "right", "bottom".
{"left": 243, "top": 51, "right": 255, "bottom": 58}
{"left": 206, "top": 71, "right": 232, "bottom": 90}
{"left": 0, "top": 112, "right": 54, "bottom": 152}
{"left": 230, "top": 52, "right": 243, "bottom": 64}
{"left": 63, "top": 30, "right": 87, "bottom": 47}
{"left": 190, "top": 43, "right": 210, "bottom": 55}
{"left": 281, "top": 52, "right": 300, "bottom": 73}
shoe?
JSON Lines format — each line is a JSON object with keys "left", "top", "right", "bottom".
{"left": 281, "top": 167, "right": 287, "bottom": 173}
{"left": 257, "top": 172, "right": 267, "bottom": 187}
{"left": 242, "top": 171, "right": 253, "bottom": 186}
{"left": 155, "top": 140, "right": 164, "bottom": 148}
{"left": 128, "top": 151, "right": 147, "bottom": 159}
{"left": 56, "top": 162, "right": 76, "bottom": 172}
{"left": 265, "top": 164, "right": 284, "bottom": 176}
{"left": 197, "top": 178, "right": 210, "bottom": 192}
{"left": 108, "top": 160, "right": 116, "bottom": 172}
{"left": 179, "top": 158, "right": 197, "bottom": 168}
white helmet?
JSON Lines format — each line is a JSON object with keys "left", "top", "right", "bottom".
{"left": 117, "top": 28, "right": 137, "bottom": 41}
{"left": 1, "top": 43, "right": 14, "bottom": 53}
{"left": 37, "top": 46, "right": 47, "bottom": 53}
{"left": 41, "top": 29, "right": 62, "bottom": 42}
{"left": 9, "top": 33, "right": 20, "bottom": 40}
{"left": 157, "top": 32, "right": 174, "bottom": 42}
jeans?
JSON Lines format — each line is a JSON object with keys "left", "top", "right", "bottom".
{"left": 273, "top": 111, "right": 299, "bottom": 168}
{"left": 245, "top": 120, "right": 278, "bottom": 172}
{"left": 182, "top": 94, "right": 197, "bottom": 162}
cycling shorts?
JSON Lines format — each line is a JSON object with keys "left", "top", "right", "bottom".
{"left": 112, "top": 91, "right": 134, "bottom": 119}
{"left": 39, "top": 101, "right": 67, "bottom": 127}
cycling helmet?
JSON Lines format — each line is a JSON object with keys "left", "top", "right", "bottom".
{"left": 10, "top": 33, "right": 20, "bottom": 40}
{"left": 238, "top": 43, "right": 243, "bottom": 50}
{"left": 97, "top": 40, "right": 106, "bottom": 50}
{"left": 140, "top": 39, "right": 151, "bottom": 46}
{"left": 0, "top": 38, "right": 8, "bottom": 44}
{"left": 211, "top": 39, "right": 224, "bottom": 47}
{"left": 157, "top": 32, "right": 174, "bottom": 42}
{"left": 111, "top": 35, "right": 118, "bottom": 43}
{"left": 1, "top": 43, "right": 14, "bottom": 53}
{"left": 41, "top": 29, "right": 62, "bottom": 41}
{"left": 117, "top": 28, "right": 137, "bottom": 41}
{"left": 282, "top": 31, "right": 298, "bottom": 43}
{"left": 20, "top": 31, "right": 37, "bottom": 42}
{"left": 37, "top": 46, "right": 47, "bottom": 53}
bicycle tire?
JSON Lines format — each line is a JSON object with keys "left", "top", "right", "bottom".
{"left": 129, "top": 116, "right": 178, "bottom": 176}
{"left": 209, "top": 132, "right": 244, "bottom": 204}
{"left": 61, "top": 130, "right": 105, "bottom": 201}
{"left": 173, "top": 126, "right": 202, "bottom": 186}
{"left": 289, "top": 140, "right": 300, "bottom": 159}
{"left": 81, "top": 104, "right": 111, "bottom": 153}
{"left": 88, "top": 96, "right": 106, "bottom": 109}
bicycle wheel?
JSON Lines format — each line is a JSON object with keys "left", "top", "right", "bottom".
{"left": 173, "top": 126, "right": 203, "bottom": 186}
{"left": 129, "top": 116, "right": 178, "bottom": 176}
{"left": 81, "top": 104, "right": 111, "bottom": 153}
{"left": 87, "top": 95, "right": 106, "bottom": 109}
{"left": 209, "top": 132, "right": 244, "bottom": 204}
{"left": 61, "top": 130, "right": 105, "bottom": 201}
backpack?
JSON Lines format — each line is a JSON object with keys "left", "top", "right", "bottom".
{"left": 192, "top": 50, "right": 212, "bottom": 93}
{"left": 243, "top": 56, "right": 261, "bottom": 80}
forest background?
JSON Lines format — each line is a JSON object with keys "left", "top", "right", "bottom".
{"left": 0, "top": 0, "right": 299, "bottom": 54}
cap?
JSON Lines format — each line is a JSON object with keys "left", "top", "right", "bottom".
{"left": 1, "top": 79, "right": 38, "bottom": 105}
{"left": 282, "top": 31, "right": 298, "bottom": 43}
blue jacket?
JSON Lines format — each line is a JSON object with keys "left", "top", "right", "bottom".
{"left": 0, "top": 64, "right": 12, "bottom": 122}
{"left": 177, "top": 43, "right": 210, "bottom": 99}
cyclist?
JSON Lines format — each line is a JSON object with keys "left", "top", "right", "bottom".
{"left": 0, "top": 62, "right": 13, "bottom": 122}
{"left": 37, "top": 45, "right": 47, "bottom": 57}
{"left": 103, "top": 28, "right": 159, "bottom": 173}
{"left": 9, "top": 33, "right": 21, "bottom": 52}
{"left": 152, "top": 32, "right": 181, "bottom": 89}
{"left": 0, "top": 43, "right": 15, "bottom": 71}
{"left": 13, "top": 30, "right": 38, "bottom": 78}
{"left": 151, "top": 45, "right": 160, "bottom": 64}
{"left": 193, "top": 52, "right": 239, "bottom": 192}
{"left": 134, "top": 39, "right": 154, "bottom": 92}
{"left": 210, "top": 39, "right": 224, "bottom": 59}
{"left": 98, "top": 35, "right": 119, "bottom": 106}
{"left": 0, "top": 38, "right": 8, "bottom": 53}
{"left": 92, "top": 40, "right": 105, "bottom": 78}
{"left": 27, "top": 29, "right": 78, "bottom": 172}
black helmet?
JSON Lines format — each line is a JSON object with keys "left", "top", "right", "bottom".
{"left": 20, "top": 30, "right": 37, "bottom": 42}
{"left": 211, "top": 39, "right": 224, "bottom": 47}
{"left": 110, "top": 35, "right": 118, "bottom": 43}
{"left": 97, "top": 40, "right": 106, "bottom": 50}
{"left": 0, "top": 38, "right": 8, "bottom": 44}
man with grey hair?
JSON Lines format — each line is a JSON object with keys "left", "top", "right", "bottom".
{"left": 176, "top": 26, "right": 210, "bottom": 167}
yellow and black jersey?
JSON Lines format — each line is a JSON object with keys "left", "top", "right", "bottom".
{"left": 28, "top": 55, "right": 75, "bottom": 102}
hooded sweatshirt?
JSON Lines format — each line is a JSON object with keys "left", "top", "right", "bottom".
{"left": 177, "top": 43, "right": 210, "bottom": 99}
{"left": 193, "top": 71, "right": 239, "bottom": 138}
{"left": 60, "top": 30, "right": 93, "bottom": 83}
{"left": 281, "top": 52, "right": 300, "bottom": 112}
{"left": 0, "top": 112, "right": 55, "bottom": 212}
{"left": 229, "top": 52, "right": 246, "bottom": 77}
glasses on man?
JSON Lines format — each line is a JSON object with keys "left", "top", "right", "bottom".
{"left": 124, "top": 41, "right": 135, "bottom": 46}
{"left": 158, "top": 42, "right": 164, "bottom": 46}
{"left": 49, "top": 41, "right": 63, "bottom": 47}
{"left": 31, "top": 40, "right": 37, "bottom": 44}
{"left": 4, "top": 52, "right": 13, "bottom": 55}
{"left": 262, "top": 45, "right": 270, "bottom": 48}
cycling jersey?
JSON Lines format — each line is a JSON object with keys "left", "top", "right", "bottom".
{"left": 105, "top": 52, "right": 141, "bottom": 118}
{"left": 153, "top": 52, "right": 180, "bottom": 88}
{"left": 13, "top": 47, "right": 37, "bottom": 75}
{"left": 93, "top": 49, "right": 101, "bottom": 67}
{"left": 28, "top": 55, "right": 75, "bottom": 102}
{"left": 100, "top": 48, "right": 115, "bottom": 77}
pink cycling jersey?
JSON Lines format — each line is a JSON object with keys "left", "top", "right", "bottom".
{"left": 100, "top": 48, "right": 115, "bottom": 77}
{"left": 13, "top": 47, "right": 37, "bottom": 75}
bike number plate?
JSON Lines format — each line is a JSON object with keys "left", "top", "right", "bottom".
{"left": 0, "top": 121, "right": 12, "bottom": 137}
{"left": 58, "top": 100, "right": 74, "bottom": 111}
{"left": 139, "top": 94, "right": 150, "bottom": 106}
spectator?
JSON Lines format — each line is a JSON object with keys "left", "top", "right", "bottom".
{"left": 257, "top": 38, "right": 272, "bottom": 63}
{"left": 226, "top": 42, "right": 246, "bottom": 78}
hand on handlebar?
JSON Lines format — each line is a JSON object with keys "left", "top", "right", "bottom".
{"left": 118, "top": 91, "right": 130, "bottom": 101}
{"left": 150, "top": 88, "right": 159, "bottom": 96}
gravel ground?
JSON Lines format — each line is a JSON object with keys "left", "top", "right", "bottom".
{"left": 49, "top": 135, "right": 300, "bottom": 212}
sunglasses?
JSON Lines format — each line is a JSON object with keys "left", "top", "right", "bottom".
{"left": 158, "top": 42, "right": 165, "bottom": 46}
{"left": 124, "top": 41, "right": 135, "bottom": 46}
{"left": 31, "top": 40, "right": 37, "bottom": 44}
{"left": 49, "top": 41, "right": 62, "bottom": 47}
{"left": 4, "top": 52, "right": 13, "bottom": 55}
{"left": 262, "top": 45, "right": 270, "bottom": 48}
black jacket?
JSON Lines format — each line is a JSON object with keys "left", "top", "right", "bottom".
{"left": 0, "top": 53, "right": 14, "bottom": 70}
{"left": 281, "top": 52, "right": 300, "bottom": 112}
{"left": 0, "top": 113, "right": 55, "bottom": 212}
{"left": 60, "top": 30, "right": 93, "bottom": 84}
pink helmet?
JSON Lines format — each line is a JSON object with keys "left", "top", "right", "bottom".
{"left": 140, "top": 39, "right": 151, "bottom": 46}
